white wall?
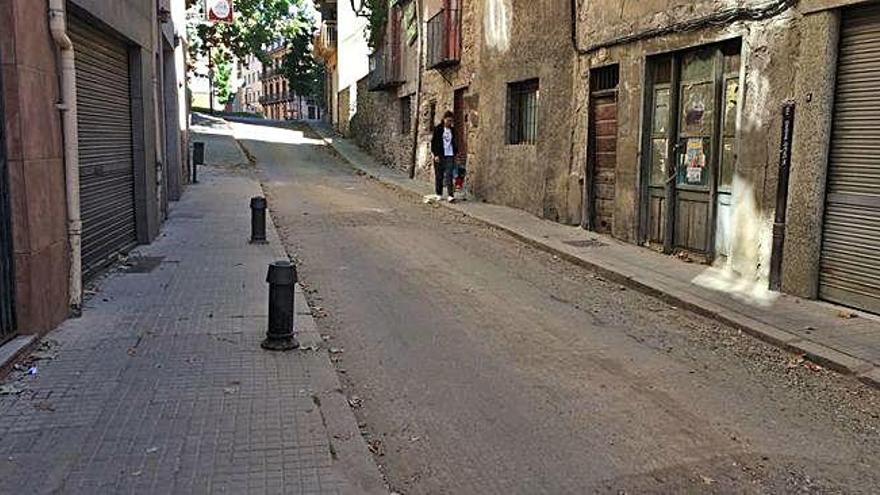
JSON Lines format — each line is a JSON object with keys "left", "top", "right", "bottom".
{"left": 336, "top": 0, "right": 370, "bottom": 100}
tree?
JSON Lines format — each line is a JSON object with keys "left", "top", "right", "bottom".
{"left": 214, "top": 58, "right": 234, "bottom": 105}
{"left": 185, "top": 0, "right": 306, "bottom": 64}
{"left": 280, "top": 11, "right": 324, "bottom": 103}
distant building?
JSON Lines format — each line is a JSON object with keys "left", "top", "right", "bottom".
{"left": 259, "top": 40, "right": 312, "bottom": 120}
{"left": 235, "top": 55, "right": 263, "bottom": 114}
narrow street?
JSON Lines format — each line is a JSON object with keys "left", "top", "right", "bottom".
{"left": 237, "top": 120, "right": 880, "bottom": 494}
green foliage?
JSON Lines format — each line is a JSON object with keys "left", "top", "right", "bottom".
{"left": 186, "top": 0, "right": 306, "bottom": 65}
{"left": 280, "top": 11, "right": 324, "bottom": 101}
{"left": 361, "top": 0, "right": 388, "bottom": 50}
{"left": 214, "top": 57, "right": 234, "bottom": 105}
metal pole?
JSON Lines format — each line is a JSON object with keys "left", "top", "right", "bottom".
{"left": 250, "top": 196, "right": 268, "bottom": 244}
{"left": 192, "top": 141, "right": 204, "bottom": 184}
{"left": 262, "top": 261, "right": 299, "bottom": 351}
{"left": 208, "top": 45, "right": 215, "bottom": 114}
{"left": 769, "top": 101, "right": 796, "bottom": 291}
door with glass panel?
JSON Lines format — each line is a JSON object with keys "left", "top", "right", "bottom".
{"left": 642, "top": 41, "right": 741, "bottom": 259}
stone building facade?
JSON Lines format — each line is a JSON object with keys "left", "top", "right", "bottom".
{"left": 0, "top": 0, "right": 188, "bottom": 343}
{"left": 347, "top": 0, "right": 880, "bottom": 315}
{"left": 235, "top": 54, "right": 263, "bottom": 114}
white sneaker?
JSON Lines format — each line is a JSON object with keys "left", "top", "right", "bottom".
{"left": 447, "top": 196, "right": 455, "bottom": 203}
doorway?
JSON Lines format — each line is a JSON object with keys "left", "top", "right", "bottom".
{"left": 585, "top": 65, "right": 619, "bottom": 234}
{"left": 453, "top": 87, "right": 468, "bottom": 163}
{"left": 0, "top": 60, "right": 15, "bottom": 342}
{"left": 641, "top": 40, "right": 741, "bottom": 259}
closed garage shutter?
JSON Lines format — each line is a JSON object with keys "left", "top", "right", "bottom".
{"left": 820, "top": 5, "right": 880, "bottom": 313}
{"left": 70, "top": 18, "right": 137, "bottom": 280}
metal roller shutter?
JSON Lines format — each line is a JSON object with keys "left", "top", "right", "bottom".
{"left": 69, "top": 18, "right": 137, "bottom": 280}
{"left": 820, "top": 5, "right": 880, "bottom": 313}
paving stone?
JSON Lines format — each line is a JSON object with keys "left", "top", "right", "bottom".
{"left": 0, "top": 165, "right": 382, "bottom": 494}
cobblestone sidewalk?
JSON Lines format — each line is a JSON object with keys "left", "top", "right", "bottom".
{"left": 0, "top": 164, "right": 384, "bottom": 494}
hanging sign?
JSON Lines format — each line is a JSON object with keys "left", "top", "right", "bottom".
{"left": 206, "top": 0, "right": 234, "bottom": 23}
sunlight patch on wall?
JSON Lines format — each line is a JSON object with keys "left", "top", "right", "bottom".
{"left": 484, "top": 0, "right": 511, "bottom": 52}
{"left": 692, "top": 175, "right": 777, "bottom": 307}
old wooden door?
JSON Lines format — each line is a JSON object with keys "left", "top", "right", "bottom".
{"left": 586, "top": 65, "right": 619, "bottom": 234}
{"left": 643, "top": 41, "right": 741, "bottom": 258}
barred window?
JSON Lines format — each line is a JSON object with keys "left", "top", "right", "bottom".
{"left": 507, "top": 79, "right": 539, "bottom": 145}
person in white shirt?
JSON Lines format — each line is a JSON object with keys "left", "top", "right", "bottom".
{"left": 430, "top": 111, "right": 458, "bottom": 202}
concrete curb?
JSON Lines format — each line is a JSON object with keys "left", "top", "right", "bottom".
{"left": 307, "top": 122, "right": 880, "bottom": 391}
{"left": 257, "top": 177, "right": 388, "bottom": 495}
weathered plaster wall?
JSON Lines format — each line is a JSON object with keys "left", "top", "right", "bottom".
{"left": 471, "top": 0, "right": 577, "bottom": 221}
{"left": 574, "top": 5, "right": 802, "bottom": 286}
{"left": 782, "top": 10, "right": 840, "bottom": 298}
{"left": 577, "top": 0, "right": 779, "bottom": 49}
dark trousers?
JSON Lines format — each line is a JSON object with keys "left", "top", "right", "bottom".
{"left": 434, "top": 157, "right": 455, "bottom": 197}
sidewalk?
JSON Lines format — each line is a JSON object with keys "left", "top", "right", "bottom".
{"left": 0, "top": 153, "right": 385, "bottom": 492}
{"left": 308, "top": 121, "right": 880, "bottom": 390}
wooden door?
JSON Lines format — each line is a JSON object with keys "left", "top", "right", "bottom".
{"left": 586, "top": 65, "right": 619, "bottom": 234}
{"left": 642, "top": 41, "right": 741, "bottom": 258}
{"left": 454, "top": 87, "right": 468, "bottom": 163}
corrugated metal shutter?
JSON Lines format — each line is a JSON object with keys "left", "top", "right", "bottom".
{"left": 70, "top": 17, "right": 137, "bottom": 281}
{"left": 820, "top": 5, "right": 880, "bottom": 313}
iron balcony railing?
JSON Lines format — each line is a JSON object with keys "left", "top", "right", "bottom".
{"left": 368, "top": 48, "right": 404, "bottom": 91}
{"left": 321, "top": 21, "right": 337, "bottom": 48}
{"left": 259, "top": 91, "right": 297, "bottom": 105}
{"left": 427, "top": 8, "right": 461, "bottom": 69}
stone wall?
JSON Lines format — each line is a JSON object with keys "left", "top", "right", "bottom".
{"left": 0, "top": 0, "right": 70, "bottom": 334}
{"left": 350, "top": 78, "right": 415, "bottom": 174}
{"left": 337, "top": 85, "right": 351, "bottom": 136}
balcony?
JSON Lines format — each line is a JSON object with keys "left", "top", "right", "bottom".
{"left": 368, "top": 47, "right": 404, "bottom": 91}
{"left": 427, "top": 7, "right": 462, "bottom": 69}
{"left": 314, "top": 21, "right": 338, "bottom": 63}
{"left": 321, "top": 21, "right": 337, "bottom": 49}
{"left": 259, "top": 91, "right": 296, "bottom": 105}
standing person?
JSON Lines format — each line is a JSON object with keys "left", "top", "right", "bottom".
{"left": 431, "top": 111, "right": 458, "bottom": 202}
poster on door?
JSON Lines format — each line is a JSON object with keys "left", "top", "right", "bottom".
{"left": 685, "top": 138, "right": 706, "bottom": 185}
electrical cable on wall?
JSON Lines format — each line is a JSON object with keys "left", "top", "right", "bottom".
{"left": 570, "top": 0, "right": 799, "bottom": 54}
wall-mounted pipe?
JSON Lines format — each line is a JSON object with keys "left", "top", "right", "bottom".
{"left": 48, "top": 0, "right": 82, "bottom": 316}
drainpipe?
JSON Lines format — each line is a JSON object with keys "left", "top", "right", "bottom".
{"left": 48, "top": 0, "right": 82, "bottom": 316}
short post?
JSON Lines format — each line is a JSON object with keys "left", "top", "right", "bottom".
{"left": 192, "top": 141, "right": 205, "bottom": 184}
{"left": 250, "top": 196, "right": 268, "bottom": 244}
{"left": 262, "top": 260, "right": 299, "bottom": 351}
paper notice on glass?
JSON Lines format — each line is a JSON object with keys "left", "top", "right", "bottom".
{"left": 685, "top": 138, "right": 706, "bottom": 184}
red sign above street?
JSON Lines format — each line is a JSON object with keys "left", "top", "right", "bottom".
{"left": 206, "top": 0, "right": 234, "bottom": 23}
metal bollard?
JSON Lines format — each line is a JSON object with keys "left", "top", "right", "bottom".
{"left": 250, "top": 196, "right": 268, "bottom": 244}
{"left": 261, "top": 260, "right": 300, "bottom": 351}
{"left": 192, "top": 141, "right": 205, "bottom": 184}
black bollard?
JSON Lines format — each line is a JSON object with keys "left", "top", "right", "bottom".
{"left": 250, "top": 196, "right": 268, "bottom": 244}
{"left": 262, "top": 260, "right": 299, "bottom": 351}
{"left": 192, "top": 141, "right": 205, "bottom": 184}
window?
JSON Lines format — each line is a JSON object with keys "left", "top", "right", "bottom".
{"left": 400, "top": 95, "right": 412, "bottom": 134}
{"left": 507, "top": 79, "right": 539, "bottom": 145}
